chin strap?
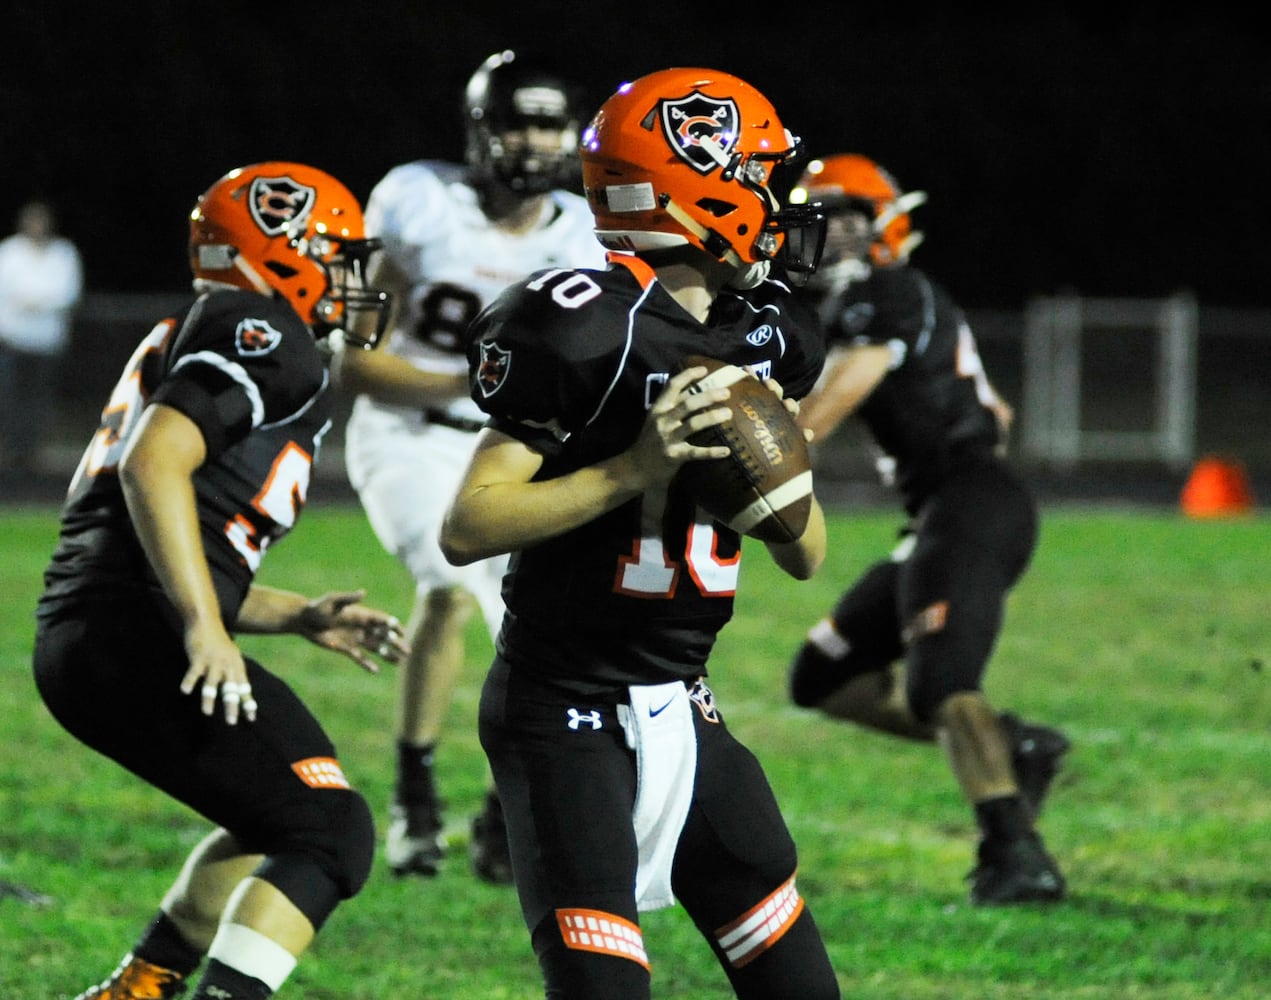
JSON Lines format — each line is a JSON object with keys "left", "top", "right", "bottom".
{"left": 726, "top": 260, "right": 771, "bottom": 290}
{"left": 660, "top": 196, "right": 769, "bottom": 288}
{"left": 233, "top": 254, "right": 276, "bottom": 298}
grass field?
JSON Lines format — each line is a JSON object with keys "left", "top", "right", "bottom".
{"left": 0, "top": 500, "right": 1267, "bottom": 999}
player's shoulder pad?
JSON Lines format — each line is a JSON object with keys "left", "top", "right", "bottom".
{"left": 468, "top": 264, "right": 635, "bottom": 419}
{"left": 477, "top": 264, "right": 627, "bottom": 348}
{"left": 366, "top": 160, "right": 466, "bottom": 235}
{"left": 179, "top": 289, "right": 315, "bottom": 369}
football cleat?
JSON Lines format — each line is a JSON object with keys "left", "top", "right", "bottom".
{"left": 1000, "top": 712, "right": 1071, "bottom": 820}
{"left": 967, "top": 834, "right": 1066, "bottom": 906}
{"left": 385, "top": 799, "right": 447, "bottom": 878}
{"left": 73, "top": 953, "right": 187, "bottom": 999}
{"left": 469, "top": 790, "right": 514, "bottom": 885}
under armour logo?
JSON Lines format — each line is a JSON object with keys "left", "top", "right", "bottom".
{"left": 567, "top": 708, "right": 602, "bottom": 731}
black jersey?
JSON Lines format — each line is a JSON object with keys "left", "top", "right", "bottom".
{"left": 38, "top": 289, "right": 332, "bottom": 625}
{"left": 467, "top": 255, "right": 824, "bottom": 693}
{"left": 816, "top": 264, "right": 1002, "bottom": 511}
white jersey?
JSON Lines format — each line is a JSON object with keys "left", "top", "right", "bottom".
{"left": 344, "top": 160, "right": 605, "bottom": 625}
{"left": 356, "top": 159, "right": 605, "bottom": 425}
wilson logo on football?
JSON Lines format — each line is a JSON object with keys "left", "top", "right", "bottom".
{"left": 235, "top": 318, "right": 283, "bottom": 356}
{"left": 660, "top": 92, "right": 740, "bottom": 174}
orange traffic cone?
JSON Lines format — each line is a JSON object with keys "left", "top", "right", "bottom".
{"left": 1180, "top": 456, "right": 1255, "bottom": 518}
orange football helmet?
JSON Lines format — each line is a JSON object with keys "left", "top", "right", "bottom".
{"left": 789, "top": 154, "right": 926, "bottom": 266}
{"left": 189, "top": 162, "right": 390, "bottom": 347}
{"left": 579, "top": 67, "right": 824, "bottom": 285}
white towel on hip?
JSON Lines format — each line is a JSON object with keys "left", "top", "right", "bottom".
{"left": 617, "top": 680, "right": 698, "bottom": 912}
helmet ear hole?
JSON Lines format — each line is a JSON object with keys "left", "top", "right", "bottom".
{"left": 696, "top": 198, "right": 737, "bottom": 219}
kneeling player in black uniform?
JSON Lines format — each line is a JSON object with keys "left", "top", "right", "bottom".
{"left": 34, "top": 162, "right": 408, "bottom": 1000}
{"left": 441, "top": 68, "right": 840, "bottom": 1000}
{"left": 785, "top": 154, "right": 1069, "bottom": 905}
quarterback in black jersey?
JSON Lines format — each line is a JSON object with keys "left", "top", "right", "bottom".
{"left": 441, "top": 69, "right": 840, "bottom": 999}
{"left": 34, "top": 163, "right": 407, "bottom": 1000}
{"left": 784, "top": 154, "right": 1069, "bottom": 906}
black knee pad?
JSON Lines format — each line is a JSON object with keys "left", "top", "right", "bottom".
{"left": 256, "top": 789, "right": 375, "bottom": 931}
{"left": 906, "top": 673, "right": 950, "bottom": 725}
{"left": 788, "top": 641, "right": 838, "bottom": 707}
{"left": 789, "top": 561, "right": 903, "bottom": 708}
{"left": 903, "top": 597, "right": 1000, "bottom": 723}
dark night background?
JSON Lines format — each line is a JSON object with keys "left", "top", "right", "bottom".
{"left": 5, "top": 4, "right": 1269, "bottom": 309}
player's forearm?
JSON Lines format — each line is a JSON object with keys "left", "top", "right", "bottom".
{"left": 764, "top": 495, "right": 826, "bottom": 580}
{"left": 120, "top": 452, "right": 223, "bottom": 631}
{"left": 441, "top": 453, "right": 644, "bottom": 565}
{"left": 331, "top": 344, "right": 467, "bottom": 407}
{"left": 235, "top": 585, "right": 312, "bottom": 634}
{"left": 799, "top": 344, "right": 892, "bottom": 442}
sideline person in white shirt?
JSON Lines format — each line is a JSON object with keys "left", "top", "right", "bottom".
{"left": 0, "top": 199, "right": 83, "bottom": 470}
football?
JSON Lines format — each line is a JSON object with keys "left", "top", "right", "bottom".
{"left": 676, "top": 355, "right": 813, "bottom": 543}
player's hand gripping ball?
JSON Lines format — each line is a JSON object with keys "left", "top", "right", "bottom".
{"left": 676, "top": 355, "right": 813, "bottom": 543}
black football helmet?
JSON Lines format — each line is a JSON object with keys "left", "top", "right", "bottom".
{"left": 464, "top": 49, "right": 586, "bottom": 195}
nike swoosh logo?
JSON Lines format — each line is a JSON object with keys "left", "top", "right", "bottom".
{"left": 649, "top": 698, "right": 675, "bottom": 718}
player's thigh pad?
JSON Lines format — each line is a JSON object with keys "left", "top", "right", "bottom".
{"left": 672, "top": 705, "right": 798, "bottom": 924}
{"left": 479, "top": 658, "right": 641, "bottom": 925}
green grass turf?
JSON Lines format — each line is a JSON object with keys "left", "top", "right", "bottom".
{"left": 1, "top": 501, "right": 1267, "bottom": 998}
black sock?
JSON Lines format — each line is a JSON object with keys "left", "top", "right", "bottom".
{"left": 974, "top": 794, "right": 1032, "bottom": 843}
{"left": 395, "top": 740, "right": 437, "bottom": 802}
{"left": 134, "top": 910, "right": 204, "bottom": 977}
{"left": 190, "top": 958, "right": 272, "bottom": 1000}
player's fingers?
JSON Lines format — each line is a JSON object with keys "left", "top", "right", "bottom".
{"left": 184, "top": 677, "right": 254, "bottom": 724}
{"left": 221, "top": 682, "right": 241, "bottom": 725}
{"left": 324, "top": 590, "right": 368, "bottom": 617}
{"left": 198, "top": 681, "right": 219, "bottom": 715}
{"left": 681, "top": 403, "right": 731, "bottom": 438}
{"left": 224, "top": 680, "right": 255, "bottom": 724}
{"left": 681, "top": 384, "right": 730, "bottom": 416}
{"left": 653, "top": 366, "right": 710, "bottom": 414}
